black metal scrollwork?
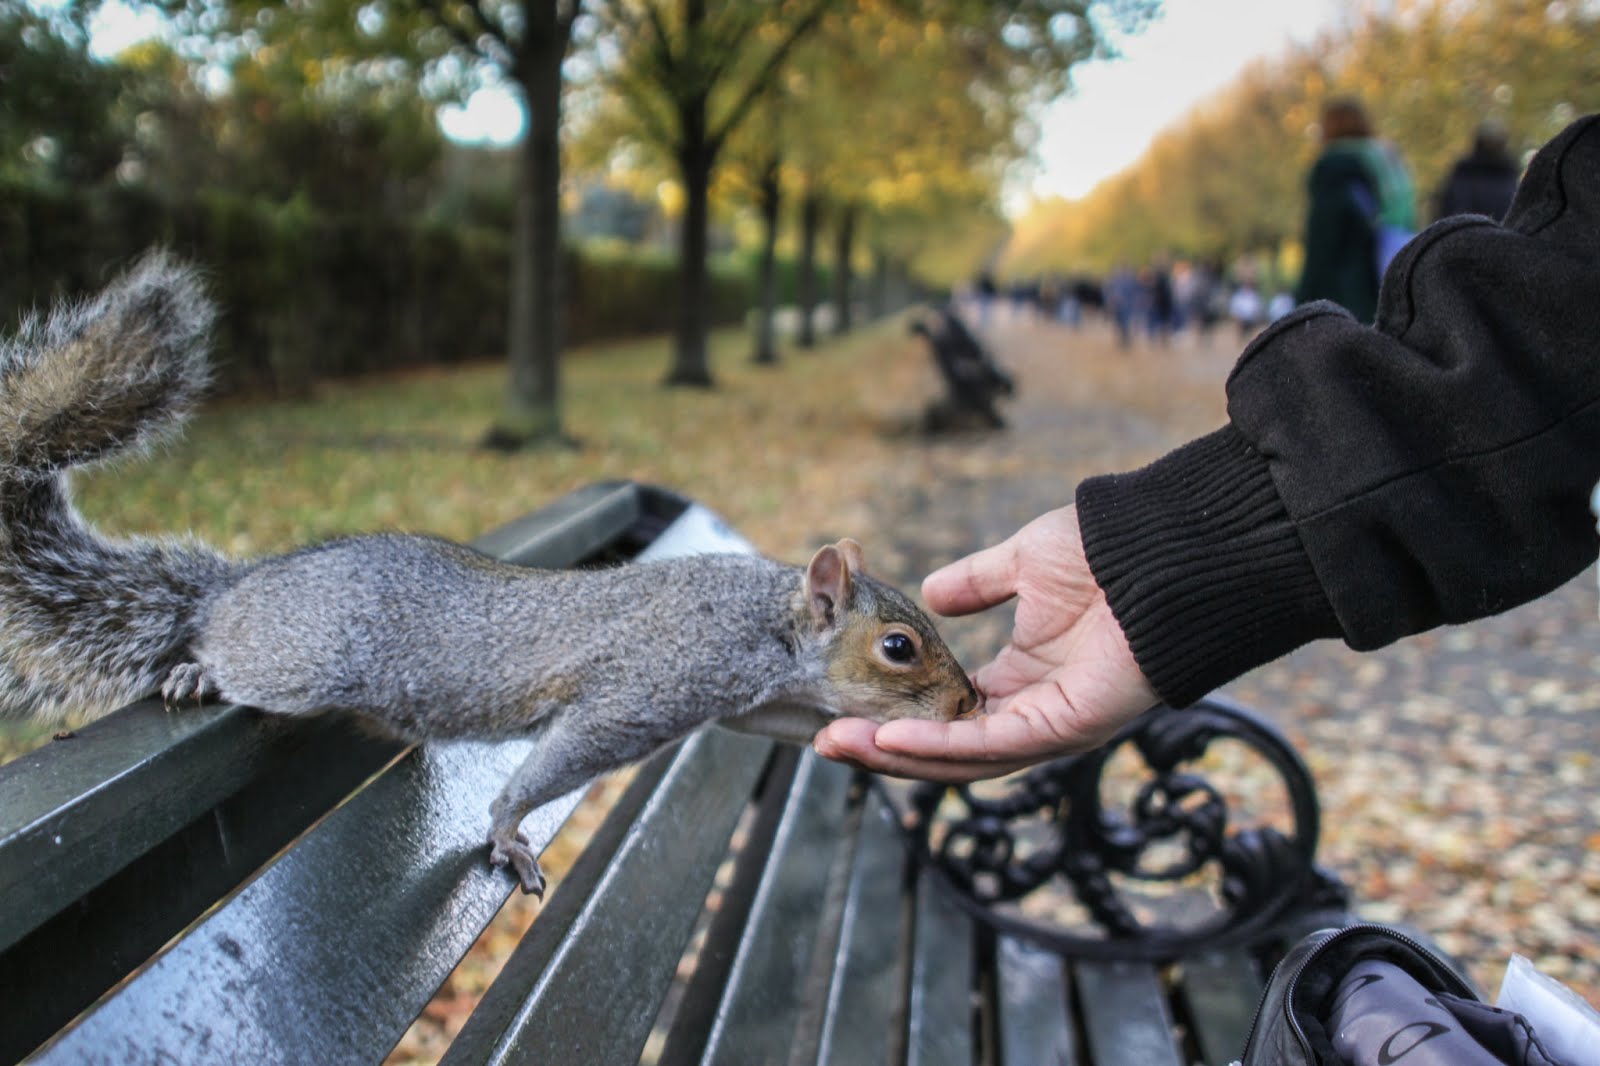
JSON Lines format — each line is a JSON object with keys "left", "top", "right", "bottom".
{"left": 903, "top": 695, "right": 1349, "bottom": 961}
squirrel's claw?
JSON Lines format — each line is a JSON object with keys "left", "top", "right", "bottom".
{"left": 161, "top": 662, "right": 214, "bottom": 711}
{"left": 488, "top": 829, "right": 546, "bottom": 899}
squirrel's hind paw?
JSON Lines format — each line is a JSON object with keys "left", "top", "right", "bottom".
{"left": 488, "top": 828, "right": 546, "bottom": 899}
{"left": 161, "top": 662, "right": 216, "bottom": 710}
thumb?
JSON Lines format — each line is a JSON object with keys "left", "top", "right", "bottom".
{"left": 923, "top": 537, "right": 1019, "bottom": 617}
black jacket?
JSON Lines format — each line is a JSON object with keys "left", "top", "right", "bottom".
{"left": 1076, "top": 115, "right": 1600, "bottom": 708}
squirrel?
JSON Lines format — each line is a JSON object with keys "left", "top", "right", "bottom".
{"left": 0, "top": 252, "right": 982, "bottom": 896}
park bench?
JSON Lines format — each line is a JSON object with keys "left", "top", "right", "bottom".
{"left": 0, "top": 480, "right": 1352, "bottom": 1065}
{"left": 910, "top": 307, "right": 1016, "bottom": 432}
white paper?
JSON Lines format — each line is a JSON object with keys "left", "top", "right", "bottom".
{"left": 1495, "top": 954, "right": 1600, "bottom": 1065}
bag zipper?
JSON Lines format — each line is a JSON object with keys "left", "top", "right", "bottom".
{"left": 1236, "top": 923, "right": 1478, "bottom": 1062}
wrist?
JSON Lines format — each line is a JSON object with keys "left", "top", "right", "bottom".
{"left": 1074, "top": 425, "right": 1341, "bottom": 707}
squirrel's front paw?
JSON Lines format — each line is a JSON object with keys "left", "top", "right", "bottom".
{"left": 161, "top": 662, "right": 215, "bottom": 710}
{"left": 488, "top": 829, "right": 546, "bottom": 899}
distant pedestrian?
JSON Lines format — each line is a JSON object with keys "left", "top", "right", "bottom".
{"left": 1105, "top": 265, "right": 1142, "bottom": 350}
{"left": 1434, "top": 121, "right": 1520, "bottom": 222}
{"left": 1145, "top": 259, "right": 1175, "bottom": 344}
{"left": 1228, "top": 281, "right": 1262, "bottom": 338}
{"left": 1295, "top": 97, "right": 1417, "bottom": 323}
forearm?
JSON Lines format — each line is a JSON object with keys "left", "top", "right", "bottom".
{"left": 1080, "top": 114, "right": 1600, "bottom": 708}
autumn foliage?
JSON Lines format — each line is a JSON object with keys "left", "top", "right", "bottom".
{"left": 1003, "top": 0, "right": 1600, "bottom": 278}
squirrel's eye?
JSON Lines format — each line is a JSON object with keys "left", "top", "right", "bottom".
{"left": 880, "top": 632, "right": 916, "bottom": 664}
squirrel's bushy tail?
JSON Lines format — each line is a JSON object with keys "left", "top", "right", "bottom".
{"left": 0, "top": 252, "right": 239, "bottom": 721}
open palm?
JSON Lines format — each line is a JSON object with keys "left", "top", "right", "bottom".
{"left": 813, "top": 506, "right": 1159, "bottom": 783}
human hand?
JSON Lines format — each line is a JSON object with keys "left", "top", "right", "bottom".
{"left": 813, "top": 505, "right": 1160, "bottom": 782}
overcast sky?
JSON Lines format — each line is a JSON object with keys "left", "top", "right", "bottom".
{"left": 1023, "top": 0, "right": 1350, "bottom": 205}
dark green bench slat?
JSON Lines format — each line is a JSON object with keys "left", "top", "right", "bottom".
{"left": 1180, "top": 949, "right": 1264, "bottom": 1066}
{"left": 996, "top": 936, "right": 1079, "bottom": 1066}
{"left": 1072, "top": 959, "right": 1184, "bottom": 1066}
{"left": 32, "top": 733, "right": 569, "bottom": 1065}
{"left": 470, "top": 479, "right": 646, "bottom": 567}
{"left": 656, "top": 746, "right": 802, "bottom": 1065}
{"left": 439, "top": 726, "right": 773, "bottom": 1065}
{"left": 658, "top": 750, "right": 853, "bottom": 1066}
{"left": 0, "top": 712, "right": 399, "bottom": 1064}
{"left": 907, "top": 873, "right": 976, "bottom": 1066}
{"left": 0, "top": 701, "right": 378, "bottom": 958}
{"left": 814, "top": 791, "right": 912, "bottom": 1066}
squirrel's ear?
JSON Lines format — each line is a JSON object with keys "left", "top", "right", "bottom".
{"left": 805, "top": 543, "right": 855, "bottom": 629}
{"left": 835, "top": 538, "right": 866, "bottom": 575}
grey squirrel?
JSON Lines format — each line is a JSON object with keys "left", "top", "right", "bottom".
{"left": 0, "top": 253, "right": 981, "bottom": 896}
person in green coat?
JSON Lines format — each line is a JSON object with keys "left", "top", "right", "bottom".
{"left": 1295, "top": 97, "right": 1417, "bottom": 323}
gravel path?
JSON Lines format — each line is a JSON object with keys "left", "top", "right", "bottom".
{"left": 856, "top": 309, "right": 1600, "bottom": 1004}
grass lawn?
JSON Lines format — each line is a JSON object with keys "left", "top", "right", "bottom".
{"left": 70, "top": 321, "right": 936, "bottom": 562}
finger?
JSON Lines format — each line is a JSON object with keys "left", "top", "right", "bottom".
{"left": 813, "top": 717, "right": 882, "bottom": 762}
{"left": 813, "top": 719, "right": 1033, "bottom": 783}
{"left": 922, "top": 538, "right": 1019, "bottom": 617}
{"left": 872, "top": 695, "right": 1110, "bottom": 763}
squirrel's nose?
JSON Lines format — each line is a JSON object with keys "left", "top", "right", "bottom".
{"left": 952, "top": 687, "right": 985, "bottom": 720}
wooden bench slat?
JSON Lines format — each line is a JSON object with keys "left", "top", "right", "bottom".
{"left": 469, "top": 479, "right": 646, "bottom": 569}
{"left": 0, "top": 702, "right": 397, "bottom": 960}
{"left": 996, "top": 936, "right": 1080, "bottom": 1066}
{"left": 1179, "top": 949, "right": 1264, "bottom": 1066}
{"left": 1072, "top": 959, "right": 1185, "bottom": 1066}
{"left": 33, "top": 733, "right": 577, "bottom": 1065}
{"left": 813, "top": 789, "right": 910, "bottom": 1066}
{"left": 0, "top": 713, "right": 400, "bottom": 1064}
{"left": 658, "top": 750, "right": 853, "bottom": 1066}
{"left": 907, "top": 874, "right": 976, "bottom": 1066}
{"left": 438, "top": 726, "right": 773, "bottom": 1065}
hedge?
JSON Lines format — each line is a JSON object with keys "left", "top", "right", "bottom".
{"left": 0, "top": 179, "right": 754, "bottom": 396}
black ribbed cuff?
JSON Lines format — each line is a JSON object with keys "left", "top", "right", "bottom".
{"left": 1075, "top": 425, "right": 1342, "bottom": 707}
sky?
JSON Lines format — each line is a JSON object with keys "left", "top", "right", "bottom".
{"left": 79, "top": 0, "right": 1352, "bottom": 208}
{"left": 1024, "top": 0, "right": 1350, "bottom": 204}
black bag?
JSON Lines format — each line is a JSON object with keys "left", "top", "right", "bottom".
{"left": 1237, "top": 924, "right": 1579, "bottom": 1065}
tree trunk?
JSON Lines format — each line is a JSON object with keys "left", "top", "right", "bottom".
{"left": 831, "top": 202, "right": 856, "bottom": 336}
{"left": 665, "top": 97, "right": 716, "bottom": 388}
{"left": 751, "top": 155, "right": 782, "bottom": 366}
{"left": 485, "top": 30, "right": 568, "bottom": 449}
{"left": 796, "top": 190, "right": 821, "bottom": 348}
{"left": 870, "top": 246, "right": 889, "bottom": 318}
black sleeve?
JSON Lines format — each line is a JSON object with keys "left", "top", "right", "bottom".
{"left": 1077, "top": 114, "right": 1600, "bottom": 708}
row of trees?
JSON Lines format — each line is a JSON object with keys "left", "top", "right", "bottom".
{"left": 1001, "top": 0, "right": 1600, "bottom": 279}
{"left": 6, "top": 0, "right": 1157, "bottom": 446}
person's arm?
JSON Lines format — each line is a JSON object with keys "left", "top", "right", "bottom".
{"left": 817, "top": 114, "right": 1600, "bottom": 782}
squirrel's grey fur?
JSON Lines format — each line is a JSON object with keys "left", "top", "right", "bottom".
{"left": 0, "top": 253, "right": 978, "bottom": 896}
